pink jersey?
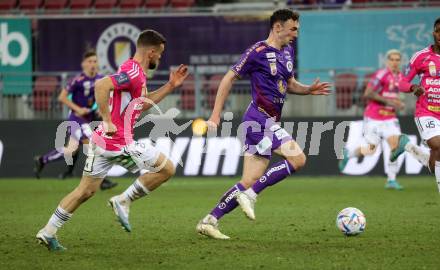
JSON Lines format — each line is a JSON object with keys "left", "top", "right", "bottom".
{"left": 93, "top": 59, "right": 146, "bottom": 151}
{"left": 399, "top": 45, "right": 440, "bottom": 118}
{"left": 364, "top": 68, "right": 401, "bottom": 120}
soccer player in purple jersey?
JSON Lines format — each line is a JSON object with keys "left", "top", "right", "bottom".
{"left": 33, "top": 50, "right": 117, "bottom": 190}
{"left": 196, "top": 9, "right": 331, "bottom": 239}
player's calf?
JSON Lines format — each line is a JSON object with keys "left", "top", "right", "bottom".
{"left": 390, "top": 134, "right": 410, "bottom": 162}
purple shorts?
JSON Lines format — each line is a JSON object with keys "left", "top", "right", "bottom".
{"left": 67, "top": 114, "right": 93, "bottom": 142}
{"left": 241, "top": 103, "right": 293, "bottom": 159}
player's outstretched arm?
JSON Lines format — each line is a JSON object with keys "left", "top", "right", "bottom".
{"left": 287, "top": 77, "right": 331, "bottom": 96}
{"left": 207, "top": 70, "right": 238, "bottom": 129}
{"left": 364, "top": 86, "right": 404, "bottom": 110}
{"left": 399, "top": 71, "right": 424, "bottom": 97}
{"left": 95, "top": 77, "right": 116, "bottom": 135}
{"left": 143, "top": 64, "right": 189, "bottom": 111}
{"left": 399, "top": 59, "right": 424, "bottom": 97}
{"left": 58, "top": 88, "right": 89, "bottom": 116}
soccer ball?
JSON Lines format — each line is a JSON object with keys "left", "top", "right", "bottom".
{"left": 336, "top": 207, "right": 366, "bottom": 236}
{"left": 192, "top": 118, "right": 208, "bottom": 136}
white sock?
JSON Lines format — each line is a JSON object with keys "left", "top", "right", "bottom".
{"left": 44, "top": 206, "right": 72, "bottom": 237}
{"left": 405, "top": 143, "right": 429, "bottom": 167}
{"left": 387, "top": 160, "right": 398, "bottom": 181}
{"left": 122, "top": 179, "right": 150, "bottom": 202}
{"left": 244, "top": 188, "right": 258, "bottom": 200}
{"left": 435, "top": 161, "right": 440, "bottom": 193}
{"left": 203, "top": 214, "right": 217, "bottom": 224}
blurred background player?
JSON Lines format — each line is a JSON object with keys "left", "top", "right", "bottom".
{"left": 339, "top": 49, "right": 429, "bottom": 190}
{"left": 399, "top": 17, "right": 440, "bottom": 193}
{"left": 196, "top": 9, "right": 331, "bottom": 239}
{"left": 36, "top": 29, "right": 189, "bottom": 251}
{"left": 33, "top": 50, "right": 117, "bottom": 190}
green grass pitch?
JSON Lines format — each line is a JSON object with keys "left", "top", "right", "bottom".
{"left": 1, "top": 176, "right": 439, "bottom": 269}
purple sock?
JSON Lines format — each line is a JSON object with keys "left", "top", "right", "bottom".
{"left": 251, "top": 160, "right": 295, "bottom": 194}
{"left": 210, "top": 182, "right": 246, "bottom": 220}
{"left": 41, "top": 149, "right": 64, "bottom": 164}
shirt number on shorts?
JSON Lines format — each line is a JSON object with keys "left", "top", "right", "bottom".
{"left": 84, "top": 155, "right": 94, "bottom": 172}
{"left": 256, "top": 136, "right": 272, "bottom": 154}
{"left": 426, "top": 120, "right": 435, "bottom": 129}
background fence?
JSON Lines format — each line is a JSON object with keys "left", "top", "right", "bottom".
{"left": 0, "top": 67, "right": 419, "bottom": 119}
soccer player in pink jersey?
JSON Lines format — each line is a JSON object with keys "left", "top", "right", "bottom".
{"left": 36, "top": 29, "right": 189, "bottom": 251}
{"left": 399, "top": 18, "right": 440, "bottom": 193}
{"left": 339, "top": 49, "right": 429, "bottom": 190}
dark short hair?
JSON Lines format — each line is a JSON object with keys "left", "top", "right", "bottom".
{"left": 82, "top": 50, "right": 96, "bottom": 60}
{"left": 137, "top": 29, "right": 166, "bottom": 48}
{"left": 435, "top": 17, "right": 440, "bottom": 29}
{"left": 270, "top": 9, "right": 300, "bottom": 29}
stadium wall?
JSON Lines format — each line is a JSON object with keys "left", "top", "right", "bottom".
{"left": 298, "top": 8, "right": 440, "bottom": 82}
{"left": 0, "top": 117, "right": 429, "bottom": 178}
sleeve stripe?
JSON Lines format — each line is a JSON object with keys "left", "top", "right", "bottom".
{"left": 409, "top": 47, "right": 429, "bottom": 64}
{"left": 375, "top": 69, "right": 387, "bottom": 80}
{"left": 127, "top": 63, "right": 140, "bottom": 79}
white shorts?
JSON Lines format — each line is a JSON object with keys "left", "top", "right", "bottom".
{"left": 363, "top": 117, "right": 401, "bottom": 146}
{"left": 414, "top": 116, "right": 440, "bottom": 142}
{"left": 83, "top": 141, "right": 161, "bottom": 179}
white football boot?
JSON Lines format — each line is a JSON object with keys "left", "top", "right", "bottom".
{"left": 108, "top": 195, "right": 132, "bottom": 232}
{"left": 236, "top": 191, "right": 256, "bottom": 220}
{"left": 196, "top": 215, "right": 230, "bottom": 240}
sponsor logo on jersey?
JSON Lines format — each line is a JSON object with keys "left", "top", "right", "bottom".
{"left": 115, "top": 72, "right": 130, "bottom": 85}
{"left": 270, "top": 62, "right": 277, "bottom": 75}
{"left": 266, "top": 52, "right": 276, "bottom": 59}
{"left": 426, "top": 78, "right": 440, "bottom": 86}
{"left": 278, "top": 80, "right": 286, "bottom": 94}
{"left": 266, "top": 52, "right": 277, "bottom": 63}
{"left": 429, "top": 61, "right": 437, "bottom": 77}
{"left": 379, "top": 109, "right": 395, "bottom": 116}
{"left": 256, "top": 45, "right": 266, "bottom": 53}
{"left": 235, "top": 43, "right": 259, "bottom": 72}
{"left": 428, "top": 87, "right": 440, "bottom": 93}
{"left": 286, "top": 61, "right": 293, "bottom": 72}
{"left": 428, "top": 105, "right": 440, "bottom": 112}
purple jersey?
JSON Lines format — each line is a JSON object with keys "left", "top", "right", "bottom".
{"left": 231, "top": 40, "right": 295, "bottom": 121}
{"left": 67, "top": 72, "right": 104, "bottom": 122}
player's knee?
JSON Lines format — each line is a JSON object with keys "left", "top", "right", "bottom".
{"left": 75, "top": 187, "right": 96, "bottom": 203}
{"left": 431, "top": 143, "right": 440, "bottom": 152}
{"left": 361, "top": 144, "right": 376, "bottom": 156}
{"left": 288, "top": 152, "right": 306, "bottom": 171}
{"left": 432, "top": 148, "right": 440, "bottom": 161}
{"left": 64, "top": 148, "right": 77, "bottom": 157}
{"left": 162, "top": 162, "right": 175, "bottom": 180}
